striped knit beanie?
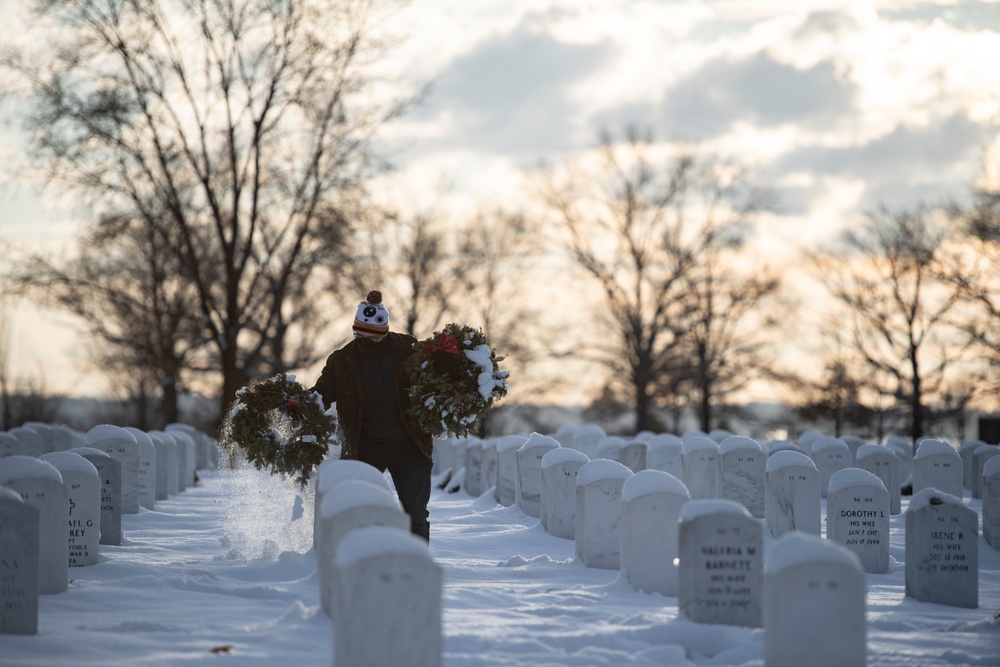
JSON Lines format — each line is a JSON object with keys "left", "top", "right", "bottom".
{"left": 353, "top": 290, "right": 390, "bottom": 336}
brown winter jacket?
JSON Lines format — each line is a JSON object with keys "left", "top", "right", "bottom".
{"left": 312, "top": 332, "right": 434, "bottom": 461}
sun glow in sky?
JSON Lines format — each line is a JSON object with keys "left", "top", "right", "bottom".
{"left": 1, "top": 0, "right": 999, "bottom": 403}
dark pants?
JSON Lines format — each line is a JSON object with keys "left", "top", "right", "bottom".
{"left": 360, "top": 452, "right": 432, "bottom": 541}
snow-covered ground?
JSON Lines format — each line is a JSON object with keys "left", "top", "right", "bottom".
{"left": 1, "top": 461, "right": 999, "bottom": 667}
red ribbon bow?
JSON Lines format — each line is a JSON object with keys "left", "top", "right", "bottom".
{"left": 423, "top": 331, "right": 460, "bottom": 356}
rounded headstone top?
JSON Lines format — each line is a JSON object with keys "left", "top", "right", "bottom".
{"left": 621, "top": 469, "right": 689, "bottom": 502}
{"left": 828, "top": 467, "right": 886, "bottom": 494}
{"left": 68, "top": 447, "right": 112, "bottom": 458}
{"left": 574, "top": 424, "right": 606, "bottom": 439}
{"left": 855, "top": 444, "right": 895, "bottom": 461}
{"left": 123, "top": 427, "right": 155, "bottom": 447}
{"left": 798, "top": 429, "right": 825, "bottom": 448}
{"left": 680, "top": 498, "right": 752, "bottom": 522}
{"left": 811, "top": 436, "right": 849, "bottom": 453}
{"left": 908, "top": 486, "right": 965, "bottom": 511}
{"left": 914, "top": 438, "right": 958, "bottom": 459}
{"left": 708, "top": 429, "right": 734, "bottom": 444}
{"left": 767, "top": 439, "right": 798, "bottom": 453}
{"left": 681, "top": 436, "right": 718, "bottom": 455}
{"left": 983, "top": 455, "right": 1000, "bottom": 477}
{"left": 577, "top": 458, "right": 633, "bottom": 486}
{"left": 39, "top": 451, "right": 99, "bottom": 476}
{"left": 975, "top": 443, "right": 1000, "bottom": 455}
{"left": 464, "top": 438, "right": 484, "bottom": 451}
{"left": 496, "top": 435, "right": 529, "bottom": 452}
{"left": 520, "top": 432, "right": 560, "bottom": 451}
{"left": 646, "top": 433, "right": 683, "bottom": 450}
{"left": 0, "top": 432, "right": 20, "bottom": 445}
{"left": 720, "top": 435, "right": 763, "bottom": 455}
{"left": 541, "top": 447, "right": 590, "bottom": 468}
{"left": 884, "top": 435, "right": 910, "bottom": 449}
{"left": 334, "top": 525, "right": 432, "bottom": 568}
{"left": 320, "top": 479, "right": 399, "bottom": 517}
{"left": 0, "top": 455, "right": 63, "bottom": 484}
{"left": 767, "top": 531, "right": 862, "bottom": 574}
{"left": 960, "top": 439, "right": 987, "bottom": 452}
{"left": 318, "top": 460, "right": 389, "bottom": 493}
{"left": 766, "top": 449, "right": 817, "bottom": 472}
{"left": 0, "top": 486, "right": 24, "bottom": 503}
{"left": 85, "top": 424, "right": 137, "bottom": 445}
{"left": 8, "top": 426, "right": 43, "bottom": 446}
{"left": 635, "top": 430, "right": 656, "bottom": 442}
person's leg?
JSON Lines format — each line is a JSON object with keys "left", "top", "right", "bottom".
{"left": 387, "top": 456, "right": 432, "bottom": 540}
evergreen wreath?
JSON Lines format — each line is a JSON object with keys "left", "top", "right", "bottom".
{"left": 406, "top": 323, "right": 509, "bottom": 438}
{"left": 220, "top": 373, "right": 336, "bottom": 486}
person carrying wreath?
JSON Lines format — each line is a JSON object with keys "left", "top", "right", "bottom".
{"left": 311, "top": 290, "right": 434, "bottom": 541}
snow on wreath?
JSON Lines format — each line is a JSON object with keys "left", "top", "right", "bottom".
{"left": 406, "top": 323, "right": 509, "bottom": 438}
{"left": 220, "top": 373, "right": 336, "bottom": 486}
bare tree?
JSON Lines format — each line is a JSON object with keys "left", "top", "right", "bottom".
{"left": 7, "top": 219, "right": 205, "bottom": 426}
{"left": 810, "top": 206, "right": 968, "bottom": 442}
{"left": 538, "top": 127, "right": 771, "bottom": 433}
{"left": 672, "top": 241, "right": 786, "bottom": 432}
{"left": 3, "top": 0, "right": 410, "bottom": 414}
{"left": 948, "top": 175, "right": 1000, "bottom": 401}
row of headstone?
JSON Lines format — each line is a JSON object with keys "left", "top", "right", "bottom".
{"left": 311, "top": 458, "right": 442, "bottom": 666}
{"left": 0, "top": 422, "right": 216, "bottom": 635}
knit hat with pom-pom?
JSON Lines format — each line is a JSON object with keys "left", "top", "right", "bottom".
{"left": 353, "top": 290, "right": 390, "bottom": 335}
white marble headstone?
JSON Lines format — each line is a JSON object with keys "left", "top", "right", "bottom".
{"left": 494, "top": 435, "right": 527, "bottom": 507}
{"left": 596, "top": 435, "right": 625, "bottom": 462}
{"left": 764, "top": 532, "right": 866, "bottom": 667}
{"left": 619, "top": 470, "right": 689, "bottom": 596}
{"left": 678, "top": 499, "right": 762, "bottom": 627}
{"left": 571, "top": 424, "right": 606, "bottom": 460}
{"left": 905, "top": 488, "right": 978, "bottom": 608}
{"left": 463, "top": 438, "right": 485, "bottom": 498}
{"left": 912, "top": 438, "right": 962, "bottom": 499}
{"left": 718, "top": 436, "right": 765, "bottom": 518}
{"left": 146, "top": 431, "right": 180, "bottom": 496}
{"left": 480, "top": 439, "right": 498, "bottom": 496}
{"left": 68, "top": 447, "right": 122, "bottom": 546}
{"left": 618, "top": 438, "right": 647, "bottom": 472}
{"left": 540, "top": 447, "right": 590, "bottom": 540}
{"left": 39, "top": 452, "right": 101, "bottom": 567}
{"left": 8, "top": 427, "right": 43, "bottom": 458}
{"left": 145, "top": 431, "right": 173, "bottom": 501}
{"left": 0, "top": 456, "right": 68, "bottom": 594}
{"left": 972, "top": 444, "right": 1000, "bottom": 500}
{"left": 333, "top": 526, "right": 441, "bottom": 667}
{"left": 516, "top": 433, "right": 560, "bottom": 518}
{"left": 982, "top": 456, "right": 1000, "bottom": 552}
{"left": 0, "top": 433, "right": 22, "bottom": 458}
{"left": 764, "top": 449, "right": 820, "bottom": 538}
{"left": 826, "top": 468, "right": 890, "bottom": 573}
{"left": 681, "top": 436, "right": 720, "bottom": 500}
{"left": 645, "top": 434, "right": 683, "bottom": 479}
{"left": 574, "top": 459, "right": 632, "bottom": 570}
{"left": 810, "top": 436, "right": 852, "bottom": 498}
{"left": 318, "top": 479, "right": 409, "bottom": 618}
{"left": 85, "top": 425, "right": 141, "bottom": 513}
{"left": 123, "top": 427, "right": 157, "bottom": 510}
{"left": 0, "top": 486, "right": 39, "bottom": 635}
{"left": 855, "top": 444, "right": 900, "bottom": 515}
{"left": 313, "top": 459, "right": 390, "bottom": 550}
{"left": 958, "top": 439, "right": 986, "bottom": 489}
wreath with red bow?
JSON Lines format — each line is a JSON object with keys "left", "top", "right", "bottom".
{"left": 406, "top": 323, "right": 509, "bottom": 438}
{"left": 220, "top": 373, "right": 336, "bottom": 486}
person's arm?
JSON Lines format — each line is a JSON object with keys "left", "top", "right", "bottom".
{"left": 311, "top": 353, "right": 338, "bottom": 410}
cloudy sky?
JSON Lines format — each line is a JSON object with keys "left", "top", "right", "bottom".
{"left": 2, "top": 0, "right": 999, "bottom": 401}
